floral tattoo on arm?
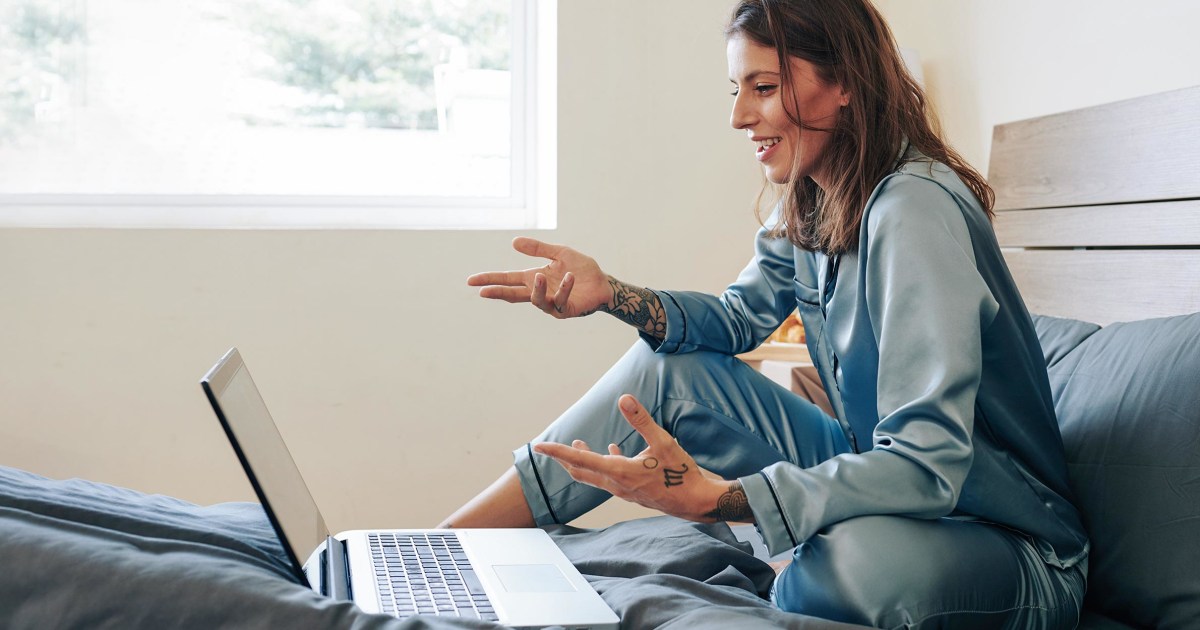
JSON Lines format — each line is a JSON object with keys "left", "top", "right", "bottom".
{"left": 596, "top": 276, "right": 667, "bottom": 340}
{"left": 704, "top": 481, "right": 753, "bottom": 522}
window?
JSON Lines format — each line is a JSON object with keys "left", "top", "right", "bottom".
{"left": 0, "top": 0, "right": 556, "bottom": 229}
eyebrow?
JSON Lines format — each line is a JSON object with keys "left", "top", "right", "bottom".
{"left": 729, "top": 70, "right": 781, "bottom": 84}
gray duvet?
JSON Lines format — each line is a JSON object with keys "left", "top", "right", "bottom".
{"left": 0, "top": 465, "right": 863, "bottom": 629}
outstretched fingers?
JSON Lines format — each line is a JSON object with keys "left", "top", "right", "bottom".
{"left": 471, "top": 237, "right": 596, "bottom": 318}
{"left": 533, "top": 442, "right": 620, "bottom": 491}
{"left": 534, "top": 442, "right": 608, "bottom": 469}
{"left": 468, "top": 269, "right": 536, "bottom": 303}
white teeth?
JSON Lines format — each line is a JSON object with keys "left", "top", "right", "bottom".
{"left": 756, "top": 138, "right": 780, "bottom": 149}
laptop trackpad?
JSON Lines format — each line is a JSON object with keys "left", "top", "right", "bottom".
{"left": 493, "top": 564, "right": 576, "bottom": 593}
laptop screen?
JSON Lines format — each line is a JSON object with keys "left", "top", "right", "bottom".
{"left": 201, "top": 348, "right": 330, "bottom": 579}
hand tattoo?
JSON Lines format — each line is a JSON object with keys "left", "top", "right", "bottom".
{"left": 597, "top": 276, "right": 667, "bottom": 340}
{"left": 663, "top": 463, "right": 688, "bottom": 487}
{"left": 704, "top": 481, "right": 753, "bottom": 521}
{"left": 642, "top": 457, "right": 659, "bottom": 469}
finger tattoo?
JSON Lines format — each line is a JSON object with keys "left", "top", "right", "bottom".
{"left": 663, "top": 463, "right": 688, "bottom": 487}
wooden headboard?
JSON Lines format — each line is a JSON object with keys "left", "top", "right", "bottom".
{"left": 989, "top": 85, "right": 1200, "bottom": 325}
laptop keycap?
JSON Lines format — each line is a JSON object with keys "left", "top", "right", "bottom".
{"left": 369, "top": 533, "right": 498, "bottom": 621}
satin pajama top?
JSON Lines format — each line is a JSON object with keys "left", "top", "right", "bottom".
{"left": 644, "top": 152, "right": 1089, "bottom": 567}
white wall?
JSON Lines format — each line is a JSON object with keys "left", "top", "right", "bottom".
{"left": 0, "top": 0, "right": 761, "bottom": 530}
{"left": 874, "top": 0, "right": 1200, "bottom": 174}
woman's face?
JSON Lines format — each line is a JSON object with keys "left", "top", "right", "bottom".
{"left": 727, "top": 34, "right": 848, "bottom": 188}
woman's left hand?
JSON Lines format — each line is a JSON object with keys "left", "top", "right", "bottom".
{"left": 533, "top": 394, "right": 731, "bottom": 523}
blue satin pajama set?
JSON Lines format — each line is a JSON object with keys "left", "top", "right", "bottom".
{"left": 513, "top": 152, "right": 1089, "bottom": 629}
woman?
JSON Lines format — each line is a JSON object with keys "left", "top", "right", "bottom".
{"left": 444, "top": 0, "right": 1088, "bottom": 627}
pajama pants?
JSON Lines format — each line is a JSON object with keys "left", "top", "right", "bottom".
{"left": 513, "top": 342, "right": 1086, "bottom": 629}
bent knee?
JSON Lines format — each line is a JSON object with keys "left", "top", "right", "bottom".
{"left": 772, "top": 518, "right": 889, "bottom": 623}
{"left": 772, "top": 516, "right": 1058, "bottom": 629}
{"left": 773, "top": 516, "right": 950, "bottom": 623}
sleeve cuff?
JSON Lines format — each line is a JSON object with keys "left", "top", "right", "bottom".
{"left": 739, "top": 471, "right": 800, "bottom": 556}
{"left": 638, "top": 289, "right": 687, "bottom": 354}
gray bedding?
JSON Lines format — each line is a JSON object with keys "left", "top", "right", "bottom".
{"left": 0, "top": 465, "right": 863, "bottom": 629}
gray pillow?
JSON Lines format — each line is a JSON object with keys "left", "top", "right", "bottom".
{"left": 1043, "top": 312, "right": 1200, "bottom": 629}
{"left": 1031, "top": 313, "right": 1101, "bottom": 368}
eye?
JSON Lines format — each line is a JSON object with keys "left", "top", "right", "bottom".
{"left": 731, "top": 84, "right": 778, "bottom": 97}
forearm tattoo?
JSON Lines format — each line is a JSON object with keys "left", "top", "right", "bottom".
{"left": 597, "top": 276, "right": 667, "bottom": 340}
{"left": 704, "top": 481, "right": 753, "bottom": 522}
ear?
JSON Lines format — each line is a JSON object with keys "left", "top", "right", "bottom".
{"left": 837, "top": 86, "right": 851, "bottom": 107}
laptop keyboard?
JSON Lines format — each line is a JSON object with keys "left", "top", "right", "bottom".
{"left": 369, "top": 532, "right": 498, "bottom": 621}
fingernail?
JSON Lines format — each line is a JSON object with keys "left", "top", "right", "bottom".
{"left": 619, "top": 396, "right": 637, "bottom": 413}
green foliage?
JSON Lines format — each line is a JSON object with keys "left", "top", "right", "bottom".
{"left": 0, "top": 0, "right": 508, "bottom": 140}
{"left": 0, "top": 0, "right": 84, "bottom": 142}
{"left": 240, "top": 0, "right": 509, "bottom": 129}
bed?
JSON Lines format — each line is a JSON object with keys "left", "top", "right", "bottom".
{"left": 3, "top": 88, "right": 1198, "bottom": 629}
{"left": 983, "top": 85, "right": 1200, "bottom": 629}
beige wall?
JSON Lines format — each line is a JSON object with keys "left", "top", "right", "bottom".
{"left": 874, "top": 0, "right": 1200, "bottom": 174}
{"left": 5, "top": 1, "right": 1199, "bottom": 532}
{"left": 0, "top": 0, "right": 759, "bottom": 530}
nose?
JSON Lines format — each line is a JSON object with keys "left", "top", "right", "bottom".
{"left": 730, "top": 90, "right": 755, "bottom": 130}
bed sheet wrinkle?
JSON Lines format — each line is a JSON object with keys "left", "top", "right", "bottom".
{"left": 589, "top": 573, "right": 866, "bottom": 630}
{"left": 0, "top": 507, "right": 506, "bottom": 630}
{"left": 544, "top": 516, "right": 775, "bottom": 596}
{"left": 0, "top": 465, "right": 508, "bottom": 630}
{"left": 545, "top": 516, "right": 873, "bottom": 628}
{"left": 1, "top": 465, "right": 870, "bottom": 629}
{"left": 0, "top": 463, "right": 292, "bottom": 578}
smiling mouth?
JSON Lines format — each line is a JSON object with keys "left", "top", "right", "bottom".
{"left": 756, "top": 137, "right": 781, "bottom": 157}
{"left": 753, "top": 136, "right": 782, "bottom": 158}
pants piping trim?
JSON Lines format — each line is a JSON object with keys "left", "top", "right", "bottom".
{"left": 526, "top": 442, "right": 561, "bottom": 525}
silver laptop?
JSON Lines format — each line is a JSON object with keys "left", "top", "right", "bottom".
{"left": 201, "top": 347, "right": 618, "bottom": 629}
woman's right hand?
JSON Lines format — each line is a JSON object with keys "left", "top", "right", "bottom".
{"left": 467, "top": 237, "right": 613, "bottom": 319}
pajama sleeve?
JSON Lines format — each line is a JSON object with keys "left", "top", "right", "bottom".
{"left": 643, "top": 210, "right": 799, "bottom": 355}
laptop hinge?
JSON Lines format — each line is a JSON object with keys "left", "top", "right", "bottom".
{"left": 321, "top": 535, "right": 352, "bottom": 601}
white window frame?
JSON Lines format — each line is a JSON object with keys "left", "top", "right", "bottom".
{"left": 0, "top": 0, "right": 556, "bottom": 230}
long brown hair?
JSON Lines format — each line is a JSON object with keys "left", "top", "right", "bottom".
{"left": 726, "top": 0, "right": 993, "bottom": 255}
